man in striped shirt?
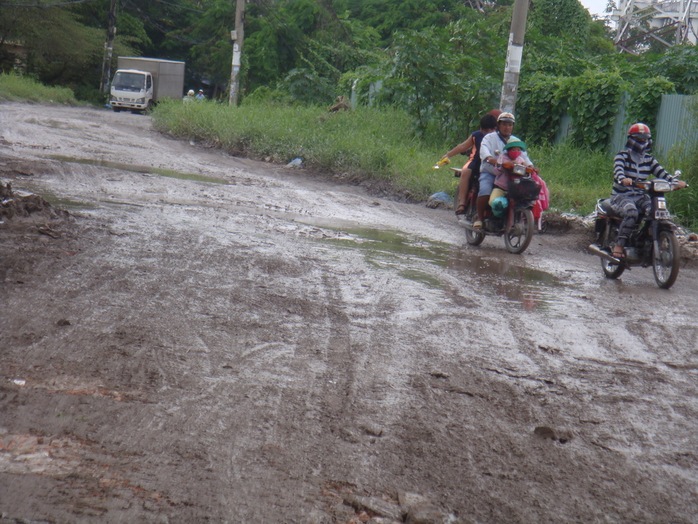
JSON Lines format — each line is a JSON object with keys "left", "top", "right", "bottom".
{"left": 610, "top": 123, "right": 686, "bottom": 258}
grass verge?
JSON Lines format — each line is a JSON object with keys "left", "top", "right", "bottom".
{"left": 0, "top": 72, "right": 78, "bottom": 105}
{"left": 153, "top": 99, "right": 695, "bottom": 229}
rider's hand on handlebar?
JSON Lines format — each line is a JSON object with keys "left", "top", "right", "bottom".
{"left": 675, "top": 180, "right": 688, "bottom": 189}
{"left": 622, "top": 177, "right": 633, "bottom": 186}
{"left": 436, "top": 156, "right": 450, "bottom": 167}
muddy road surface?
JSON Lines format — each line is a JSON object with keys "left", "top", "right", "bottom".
{"left": 1, "top": 103, "right": 697, "bottom": 523}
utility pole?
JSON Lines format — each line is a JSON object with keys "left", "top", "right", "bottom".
{"left": 100, "top": 0, "right": 118, "bottom": 96}
{"left": 229, "top": 0, "right": 246, "bottom": 106}
{"left": 499, "top": 0, "right": 530, "bottom": 114}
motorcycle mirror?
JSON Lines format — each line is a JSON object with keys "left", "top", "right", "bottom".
{"left": 674, "top": 170, "right": 682, "bottom": 178}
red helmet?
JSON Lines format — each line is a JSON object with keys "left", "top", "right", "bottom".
{"left": 627, "top": 123, "right": 651, "bottom": 138}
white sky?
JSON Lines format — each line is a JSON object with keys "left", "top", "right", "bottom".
{"left": 580, "top": 0, "right": 610, "bottom": 16}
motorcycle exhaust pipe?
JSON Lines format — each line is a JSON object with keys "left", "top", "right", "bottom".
{"left": 588, "top": 243, "right": 621, "bottom": 264}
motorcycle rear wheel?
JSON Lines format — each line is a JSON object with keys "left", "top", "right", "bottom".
{"left": 600, "top": 226, "right": 626, "bottom": 279}
{"left": 504, "top": 208, "right": 534, "bottom": 254}
{"left": 464, "top": 196, "right": 485, "bottom": 246}
{"left": 653, "top": 229, "right": 680, "bottom": 289}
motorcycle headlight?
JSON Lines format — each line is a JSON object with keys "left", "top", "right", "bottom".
{"left": 653, "top": 179, "right": 671, "bottom": 192}
{"left": 657, "top": 198, "right": 667, "bottom": 210}
{"left": 512, "top": 164, "right": 526, "bottom": 175}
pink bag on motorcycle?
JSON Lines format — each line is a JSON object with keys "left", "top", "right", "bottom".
{"left": 531, "top": 172, "right": 549, "bottom": 220}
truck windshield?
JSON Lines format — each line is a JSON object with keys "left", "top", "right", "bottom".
{"left": 112, "top": 72, "right": 146, "bottom": 91}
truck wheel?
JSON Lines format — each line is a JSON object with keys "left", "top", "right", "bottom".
{"left": 112, "top": 107, "right": 121, "bottom": 113}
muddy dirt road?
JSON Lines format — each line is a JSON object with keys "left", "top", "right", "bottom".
{"left": 1, "top": 103, "right": 697, "bottom": 523}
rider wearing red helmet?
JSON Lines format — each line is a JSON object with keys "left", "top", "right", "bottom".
{"left": 610, "top": 123, "right": 686, "bottom": 258}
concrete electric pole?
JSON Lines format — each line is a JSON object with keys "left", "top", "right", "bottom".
{"left": 100, "top": 0, "right": 118, "bottom": 96}
{"left": 499, "top": 0, "right": 530, "bottom": 114}
{"left": 229, "top": 0, "right": 246, "bottom": 106}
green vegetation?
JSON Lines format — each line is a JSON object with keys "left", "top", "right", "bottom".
{"left": 3, "top": 0, "right": 698, "bottom": 152}
{"left": 152, "top": 100, "right": 696, "bottom": 229}
{"left": 152, "top": 98, "right": 445, "bottom": 199}
{"left": 0, "top": 72, "right": 78, "bottom": 104}
{"left": 2, "top": 0, "right": 696, "bottom": 228}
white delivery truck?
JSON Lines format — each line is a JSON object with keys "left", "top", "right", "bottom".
{"left": 110, "top": 57, "right": 185, "bottom": 113}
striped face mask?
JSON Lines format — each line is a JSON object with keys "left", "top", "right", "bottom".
{"left": 627, "top": 136, "right": 649, "bottom": 154}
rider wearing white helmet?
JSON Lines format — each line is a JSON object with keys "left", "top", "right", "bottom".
{"left": 476, "top": 112, "right": 532, "bottom": 229}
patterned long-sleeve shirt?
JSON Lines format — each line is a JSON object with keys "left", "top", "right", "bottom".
{"left": 612, "top": 149, "right": 673, "bottom": 195}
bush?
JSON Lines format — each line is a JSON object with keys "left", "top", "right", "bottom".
{"left": 0, "top": 72, "right": 78, "bottom": 105}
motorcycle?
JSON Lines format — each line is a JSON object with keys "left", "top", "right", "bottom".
{"left": 460, "top": 162, "right": 541, "bottom": 254}
{"left": 588, "top": 173, "right": 687, "bottom": 289}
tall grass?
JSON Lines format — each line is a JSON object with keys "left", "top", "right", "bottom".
{"left": 152, "top": 99, "right": 449, "bottom": 199}
{"left": 530, "top": 143, "right": 612, "bottom": 216}
{"left": 0, "top": 72, "right": 78, "bottom": 105}
{"left": 152, "top": 99, "right": 697, "bottom": 228}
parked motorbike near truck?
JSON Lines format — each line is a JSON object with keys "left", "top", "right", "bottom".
{"left": 588, "top": 173, "right": 687, "bottom": 289}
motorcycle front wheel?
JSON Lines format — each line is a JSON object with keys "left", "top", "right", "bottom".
{"left": 504, "top": 208, "right": 534, "bottom": 254}
{"left": 653, "top": 229, "right": 680, "bottom": 289}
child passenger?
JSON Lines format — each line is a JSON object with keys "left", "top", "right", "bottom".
{"left": 489, "top": 136, "right": 532, "bottom": 216}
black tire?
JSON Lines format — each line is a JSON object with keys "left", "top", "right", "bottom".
{"left": 653, "top": 230, "right": 680, "bottom": 289}
{"left": 504, "top": 208, "right": 534, "bottom": 254}
{"left": 112, "top": 107, "right": 121, "bottom": 113}
{"left": 463, "top": 196, "right": 485, "bottom": 246}
{"left": 600, "top": 226, "right": 625, "bottom": 279}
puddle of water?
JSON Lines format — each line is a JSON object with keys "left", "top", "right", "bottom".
{"left": 399, "top": 269, "right": 443, "bottom": 289}
{"left": 16, "top": 183, "right": 96, "bottom": 210}
{"left": 48, "top": 155, "right": 228, "bottom": 185}
{"left": 43, "top": 194, "right": 97, "bottom": 210}
{"left": 322, "top": 226, "right": 453, "bottom": 265}
{"left": 316, "top": 224, "right": 567, "bottom": 311}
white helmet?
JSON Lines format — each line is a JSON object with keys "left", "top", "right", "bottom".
{"left": 187, "top": 89, "right": 195, "bottom": 96}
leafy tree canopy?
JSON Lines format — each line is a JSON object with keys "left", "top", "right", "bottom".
{"left": 0, "top": 0, "right": 693, "bottom": 147}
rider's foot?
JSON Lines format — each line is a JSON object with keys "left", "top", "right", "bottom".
{"left": 473, "top": 220, "right": 483, "bottom": 230}
{"left": 455, "top": 205, "right": 466, "bottom": 215}
{"left": 612, "top": 245, "right": 625, "bottom": 259}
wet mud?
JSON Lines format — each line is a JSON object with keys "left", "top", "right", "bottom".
{"left": 1, "top": 103, "right": 697, "bottom": 523}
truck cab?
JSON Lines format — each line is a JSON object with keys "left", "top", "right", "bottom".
{"left": 110, "top": 69, "right": 154, "bottom": 113}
